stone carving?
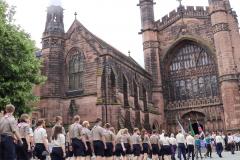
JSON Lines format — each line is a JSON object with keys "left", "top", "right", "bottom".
{"left": 212, "top": 23, "right": 229, "bottom": 34}
{"left": 143, "top": 41, "right": 159, "bottom": 50}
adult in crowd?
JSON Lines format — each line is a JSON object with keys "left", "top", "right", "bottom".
{"left": 169, "top": 133, "right": 177, "bottom": 160}
{"left": 33, "top": 119, "right": 49, "bottom": 160}
{"left": 104, "top": 123, "right": 115, "bottom": 160}
{"left": 115, "top": 129, "right": 127, "bottom": 160}
{"left": 91, "top": 118, "right": 106, "bottom": 160}
{"left": 82, "top": 121, "right": 92, "bottom": 160}
{"left": 150, "top": 130, "right": 160, "bottom": 160}
{"left": 159, "top": 133, "right": 171, "bottom": 160}
{"left": 50, "top": 125, "right": 66, "bottom": 160}
{"left": 131, "top": 128, "right": 142, "bottom": 160}
{"left": 234, "top": 132, "right": 240, "bottom": 151}
{"left": 227, "top": 132, "right": 235, "bottom": 154}
{"left": 186, "top": 132, "right": 195, "bottom": 160}
{"left": 0, "top": 104, "right": 23, "bottom": 160}
{"left": 122, "top": 128, "right": 132, "bottom": 159}
{"left": 194, "top": 134, "right": 203, "bottom": 159}
{"left": 215, "top": 131, "right": 224, "bottom": 158}
{"left": 69, "top": 115, "right": 86, "bottom": 160}
{"left": 141, "top": 129, "right": 151, "bottom": 160}
{"left": 16, "top": 114, "right": 31, "bottom": 160}
{"left": 176, "top": 130, "right": 186, "bottom": 160}
{"left": 51, "top": 116, "right": 66, "bottom": 136}
{"left": 204, "top": 133, "right": 212, "bottom": 158}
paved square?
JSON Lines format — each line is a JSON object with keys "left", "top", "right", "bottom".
{"left": 197, "top": 151, "right": 240, "bottom": 160}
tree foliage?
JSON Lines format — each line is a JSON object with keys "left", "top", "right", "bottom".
{"left": 0, "top": 1, "right": 45, "bottom": 116}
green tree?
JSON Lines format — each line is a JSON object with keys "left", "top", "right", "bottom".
{"left": 0, "top": 1, "right": 45, "bottom": 116}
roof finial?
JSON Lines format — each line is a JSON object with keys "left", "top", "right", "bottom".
{"left": 74, "top": 12, "right": 77, "bottom": 20}
{"left": 128, "top": 50, "right": 131, "bottom": 57}
{"left": 177, "top": 0, "right": 182, "bottom": 7}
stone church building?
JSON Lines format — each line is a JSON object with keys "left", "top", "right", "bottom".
{"left": 35, "top": 0, "right": 240, "bottom": 133}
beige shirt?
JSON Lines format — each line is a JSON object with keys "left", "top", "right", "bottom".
{"left": 81, "top": 127, "right": 91, "bottom": 141}
{"left": 18, "top": 122, "right": 30, "bottom": 138}
{"left": 0, "top": 114, "right": 17, "bottom": 137}
{"left": 142, "top": 134, "right": 150, "bottom": 143}
{"left": 131, "top": 133, "right": 142, "bottom": 144}
{"left": 104, "top": 130, "right": 115, "bottom": 142}
{"left": 122, "top": 134, "right": 131, "bottom": 143}
{"left": 69, "top": 123, "right": 82, "bottom": 139}
{"left": 115, "top": 135, "right": 123, "bottom": 144}
{"left": 91, "top": 125, "right": 105, "bottom": 141}
{"left": 150, "top": 134, "right": 159, "bottom": 144}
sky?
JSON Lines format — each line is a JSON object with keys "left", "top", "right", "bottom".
{"left": 5, "top": 0, "right": 240, "bottom": 67}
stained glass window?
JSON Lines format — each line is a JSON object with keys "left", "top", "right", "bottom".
{"left": 69, "top": 50, "right": 84, "bottom": 90}
{"left": 163, "top": 42, "right": 219, "bottom": 103}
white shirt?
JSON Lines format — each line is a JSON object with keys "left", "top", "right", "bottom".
{"left": 186, "top": 135, "right": 195, "bottom": 145}
{"left": 34, "top": 127, "right": 47, "bottom": 143}
{"left": 176, "top": 133, "right": 186, "bottom": 144}
{"left": 228, "top": 135, "right": 234, "bottom": 143}
{"left": 215, "top": 135, "right": 223, "bottom": 144}
{"left": 169, "top": 137, "right": 177, "bottom": 145}
{"left": 160, "top": 136, "right": 170, "bottom": 146}
{"left": 234, "top": 135, "right": 240, "bottom": 143}
{"left": 51, "top": 134, "right": 65, "bottom": 147}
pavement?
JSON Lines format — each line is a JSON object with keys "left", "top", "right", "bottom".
{"left": 190, "top": 151, "right": 240, "bottom": 160}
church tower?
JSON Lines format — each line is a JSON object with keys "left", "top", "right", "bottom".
{"left": 209, "top": 0, "right": 240, "bottom": 130}
{"left": 138, "top": 0, "right": 165, "bottom": 125}
{"left": 41, "top": 5, "right": 65, "bottom": 97}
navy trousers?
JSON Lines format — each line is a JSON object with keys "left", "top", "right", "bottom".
{"left": 0, "top": 135, "right": 16, "bottom": 160}
{"left": 216, "top": 143, "right": 223, "bottom": 157}
{"left": 177, "top": 143, "right": 186, "bottom": 160}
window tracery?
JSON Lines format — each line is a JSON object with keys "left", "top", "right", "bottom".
{"left": 163, "top": 42, "right": 219, "bottom": 103}
{"left": 69, "top": 50, "right": 84, "bottom": 90}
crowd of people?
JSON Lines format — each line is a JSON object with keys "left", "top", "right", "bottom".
{"left": 0, "top": 104, "right": 240, "bottom": 160}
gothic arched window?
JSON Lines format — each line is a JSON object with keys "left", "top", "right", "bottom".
{"left": 163, "top": 41, "right": 219, "bottom": 104}
{"left": 68, "top": 50, "right": 84, "bottom": 90}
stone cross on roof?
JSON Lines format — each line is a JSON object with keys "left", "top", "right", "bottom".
{"left": 177, "top": 0, "right": 182, "bottom": 6}
{"left": 74, "top": 12, "right": 77, "bottom": 20}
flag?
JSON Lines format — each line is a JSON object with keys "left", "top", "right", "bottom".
{"left": 176, "top": 116, "right": 186, "bottom": 135}
{"left": 197, "top": 121, "right": 205, "bottom": 139}
{"left": 189, "top": 119, "right": 195, "bottom": 136}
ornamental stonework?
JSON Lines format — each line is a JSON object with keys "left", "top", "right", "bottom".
{"left": 212, "top": 23, "right": 229, "bottom": 34}
{"left": 143, "top": 41, "right": 159, "bottom": 50}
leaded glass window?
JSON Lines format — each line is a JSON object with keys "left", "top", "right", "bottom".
{"left": 163, "top": 41, "right": 219, "bottom": 103}
{"left": 69, "top": 50, "right": 84, "bottom": 90}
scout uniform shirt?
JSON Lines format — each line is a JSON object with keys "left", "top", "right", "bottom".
{"left": 0, "top": 114, "right": 17, "bottom": 137}
{"left": 18, "top": 122, "right": 30, "bottom": 138}
{"left": 69, "top": 123, "right": 83, "bottom": 139}
{"left": 150, "top": 134, "right": 159, "bottom": 144}
{"left": 131, "top": 133, "right": 142, "bottom": 144}
{"left": 122, "top": 134, "right": 131, "bottom": 144}
{"left": 91, "top": 125, "right": 105, "bottom": 141}
{"left": 142, "top": 134, "right": 150, "bottom": 144}
{"left": 81, "top": 127, "right": 92, "bottom": 142}
{"left": 104, "top": 130, "right": 115, "bottom": 143}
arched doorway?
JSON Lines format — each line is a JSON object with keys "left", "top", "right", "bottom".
{"left": 162, "top": 39, "right": 222, "bottom": 131}
{"left": 182, "top": 111, "right": 205, "bottom": 133}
